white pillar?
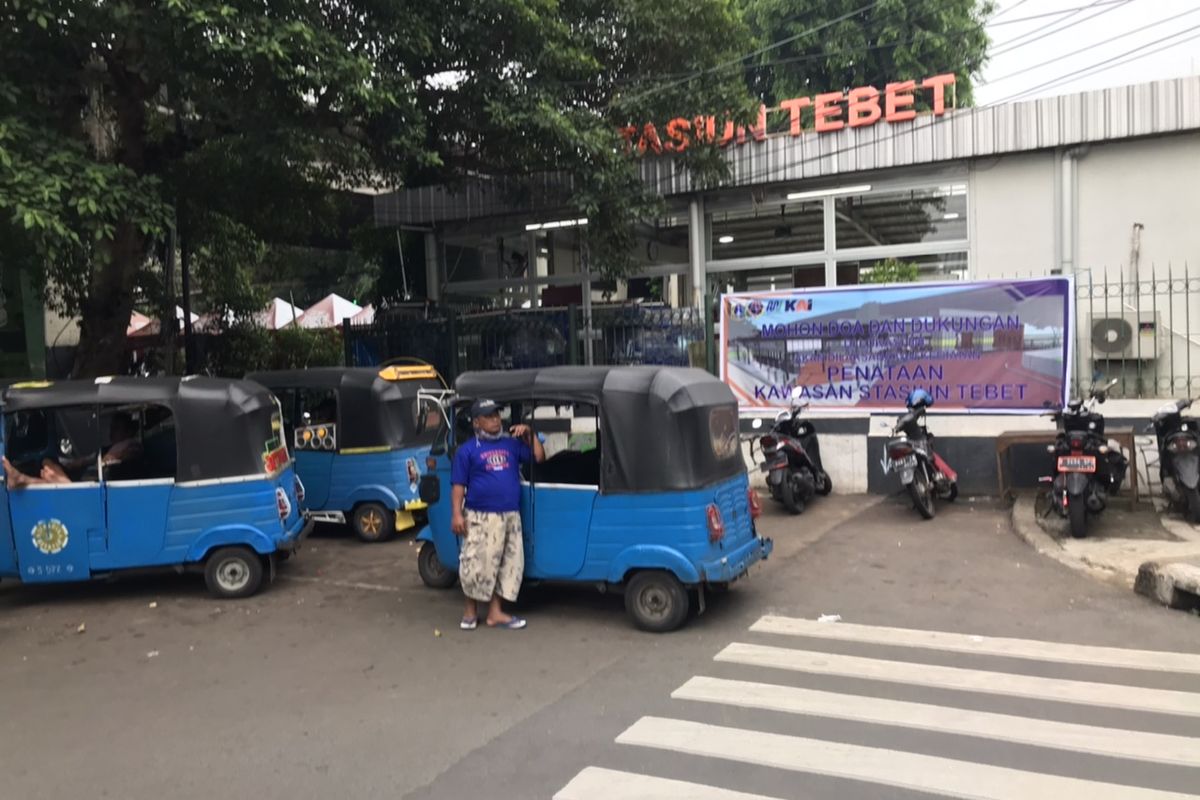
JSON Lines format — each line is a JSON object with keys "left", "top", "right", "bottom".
{"left": 424, "top": 231, "right": 440, "bottom": 302}
{"left": 688, "top": 197, "right": 706, "bottom": 309}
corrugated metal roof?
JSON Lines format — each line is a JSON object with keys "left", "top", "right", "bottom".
{"left": 376, "top": 76, "right": 1200, "bottom": 226}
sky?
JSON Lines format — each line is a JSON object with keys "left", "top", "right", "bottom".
{"left": 974, "top": 0, "right": 1200, "bottom": 105}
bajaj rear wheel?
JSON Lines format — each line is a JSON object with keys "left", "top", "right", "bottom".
{"left": 204, "top": 546, "right": 265, "bottom": 599}
{"left": 625, "top": 571, "right": 689, "bottom": 633}
{"left": 909, "top": 466, "right": 936, "bottom": 520}
{"left": 353, "top": 502, "right": 395, "bottom": 543}
{"left": 417, "top": 542, "right": 457, "bottom": 589}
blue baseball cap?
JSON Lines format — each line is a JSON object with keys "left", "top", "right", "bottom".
{"left": 470, "top": 398, "right": 501, "bottom": 418}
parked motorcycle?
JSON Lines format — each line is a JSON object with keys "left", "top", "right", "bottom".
{"left": 1149, "top": 397, "right": 1200, "bottom": 523}
{"left": 1044, "top": 379, "right": 1128, "bottom": 539}
{"left": 881, "top": 389, "right": 958, "bottom": 519}
{"left": 749, "top": 391, "right": 832, "bottom": 515}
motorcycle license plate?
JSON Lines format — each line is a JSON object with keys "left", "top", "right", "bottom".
{"left": 1058, "top": 455, "right": 1096, "bottom": 473}
{"left": 891, "top": 455, "right": 917, "bottom": 472}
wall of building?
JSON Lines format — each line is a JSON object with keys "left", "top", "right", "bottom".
{"left": 969, "top": 152, "right": 1056, "bottom": 279}
{"left": 1076, "top": 134, "right": 1200, "bottom": 277}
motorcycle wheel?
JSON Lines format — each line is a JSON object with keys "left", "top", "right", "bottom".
{"left": 780, "top": 472, "right": 805, "bottom": 515}
{"left": 815, "top": 472, "right": 833, "bottom": 496}
{"left": 908, "top": 466, "right": 936, "bottom": 520}
{"left": 1068, "top": 497, "right": 1088, "bottom": 539}
{"left": 1186, "top": 487, "right": 1200, "bottom": 525}
{"left": 946, "top": 482, "right": 958, "bottom": 502}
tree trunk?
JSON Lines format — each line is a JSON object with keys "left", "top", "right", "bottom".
{"left": 70, "top": 49, "right": 151, "bottom": 378}
{"left": 71, "top": 221, "right": 146, "bottom": 377}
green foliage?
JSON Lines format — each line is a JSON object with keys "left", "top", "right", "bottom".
{"left": 861, "top": 257, "right": 920, "bottom": 284}
{"left": 739, "top": 0, "right": 994, "bottom": 108}
{"left": 205, "top": 323, "right": 342, "bottom": 377}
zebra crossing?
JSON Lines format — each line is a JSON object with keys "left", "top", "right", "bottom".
{"left": 553, "top": 616, "right": 1200, "bottom": 800}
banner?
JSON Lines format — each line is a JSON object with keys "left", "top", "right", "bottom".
{"left": 720, "top": 277, "right": 1073, "bottom": 412}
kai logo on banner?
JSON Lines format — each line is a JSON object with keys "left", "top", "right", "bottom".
{"left": 622, "top": 74, "right": 956, "bottom": 156}
{"left": 731, "top": 298, "right": 813, "bottom": 319}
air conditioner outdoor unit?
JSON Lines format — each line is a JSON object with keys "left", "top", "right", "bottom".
{"left": 1088, "top": 311, "right": 1164, "bottom": 361}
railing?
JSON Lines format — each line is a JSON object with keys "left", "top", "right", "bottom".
{"left": 1069, "top": 265, "right": 1200, "bottom": 399}
{"left": 344, "top": 303, "right": 710, "bottom": 381}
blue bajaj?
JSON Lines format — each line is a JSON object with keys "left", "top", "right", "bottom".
{"left": 247, "top": 365, "right": 445, "bottom": 542}
{"left": 416, "top": 366, "right": 772, "bottom": 632}
{"left": 0, "top": 377, "right": 308, "bottom": 598}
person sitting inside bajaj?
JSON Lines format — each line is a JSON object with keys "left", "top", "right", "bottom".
{"left": 3, "top": 412, "right": 142, "bottom": 487}
{"left": 451, "top": 399, "right": 544, "bottom": 630}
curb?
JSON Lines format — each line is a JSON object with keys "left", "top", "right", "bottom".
{"left": 1135, "top": 560, "right": 1200, "bottom": 611}
{"left": 1007, "top": 494, "right": 1122, "bottom": 584}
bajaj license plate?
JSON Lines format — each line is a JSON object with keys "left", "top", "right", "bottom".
{"left": 1058, "top": 455, "right": 1097, "bottom": 473}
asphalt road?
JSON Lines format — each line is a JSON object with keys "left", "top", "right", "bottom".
{"left": 1, "top": 495, "right": 1196, "bottom": 800}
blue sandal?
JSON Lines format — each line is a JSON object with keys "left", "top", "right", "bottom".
{"left": 489, "top": 616, "right": 527, "bottom": 630}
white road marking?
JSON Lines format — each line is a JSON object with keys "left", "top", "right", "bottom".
{"left": 673, "top": 676, "right": 1200, "bottom": 767}
{"left": 715, "top": 642, "right": 1200, "bottom": 717}
{"left": 617, "top": 716, "right": 1200, "bottom": 800}
{"left": 553, "top": 767, "right": 783, "bottom": 800}
{"left": 750, "top": 615, "right": 1200, "bottom": 675}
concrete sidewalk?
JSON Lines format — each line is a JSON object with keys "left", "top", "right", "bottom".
{"left": 1010, "top": 492, "right": 1200, "bottom": 612}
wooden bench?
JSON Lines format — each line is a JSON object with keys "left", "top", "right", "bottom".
{"left": 995, "top": 427, "right": 1137, "bottom": 502}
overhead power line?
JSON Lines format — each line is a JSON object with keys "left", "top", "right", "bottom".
{"left": 984, "top": 4, "right": 1200, "bottom": 84}
{"left": 991, "top": 0, "right": 1136, "bottom": 57}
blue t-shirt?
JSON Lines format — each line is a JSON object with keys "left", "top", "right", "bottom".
{"left": 451, "top": 436, "right": 533, "bottom": 513}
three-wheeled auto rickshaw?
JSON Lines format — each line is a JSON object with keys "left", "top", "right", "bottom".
{"left": 0, "top": 376, "right": 308, "bottom": 598}
{"left": 416, "top": 366, "right": 772, "bottom": 632}
{"left": 247, "top": 365, "right": 445, "bottom": 542}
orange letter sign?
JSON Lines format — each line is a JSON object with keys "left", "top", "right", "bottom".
{"left": 922, "top": 73, "right": 956, "bottom": 115}
{"left": 665, "top": 118, "right": 691, "bottom": 152}
{"left": 779, "top": 97, "right": 812, "bottom": 136}
{"left": 847, "top": 86, "right": 881, "bottom": 127}
{"left": 885, "top": 80, "right": 917, "bottom": 122}
{"left": 814, "top": 91, "right": 846, "bottom": 133}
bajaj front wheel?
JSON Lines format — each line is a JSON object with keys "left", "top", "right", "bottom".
{"left": 625, "top": 571, "right": 689, "bottom": 633}
{"left": 204, "top": 546, "right": 265, "bottom": 599}
{"left": 417, "top": 542, "right": 457, "bottom": 589}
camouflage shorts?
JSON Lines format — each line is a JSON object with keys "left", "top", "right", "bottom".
{"left": 460, "top": 510, "right": 524, "bottom": 602}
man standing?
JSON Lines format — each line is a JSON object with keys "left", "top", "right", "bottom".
{"left": 451, "top": 399, "right": 544, "bottom": 630}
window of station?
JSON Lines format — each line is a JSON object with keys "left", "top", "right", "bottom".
{"left": 711, "top": 201, "right": 824, "bottom": 259}
{"left": 834, "top": 185, "right": 967, "bottom": 249}
{"left": 835, "top": 251, "right": 969, "bottom": 286}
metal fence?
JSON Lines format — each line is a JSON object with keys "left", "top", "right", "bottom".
{"left": 1069, "top": 265, "right": 1200, "bottom": 399}
{"left": 344, "top": 304, "right": 709, "bottom": 381}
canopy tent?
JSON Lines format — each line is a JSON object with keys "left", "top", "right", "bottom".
{"left": 349, "top": 304, "right": 375, "bottom": 325}
{"left": 258, "top": 297, "right": 301, "bottom": 330}
{"left": 293, "top": 294, "right": 362, "bottom": 329}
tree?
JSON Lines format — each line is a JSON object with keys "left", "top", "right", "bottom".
{"left": 1, "top": 0, "right": 757, "bottom": 376}
{"left": 862, "top": 257, "right": 920, "bottom": 284}
{"left": 740, "top": 0, "right": 994, "bottom": 109}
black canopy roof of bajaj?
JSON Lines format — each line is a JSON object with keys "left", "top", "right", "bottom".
{"left": 454, "top": 366, "right": 745, "bottom": 494}
{"left": 246, "top": 366, "right": 444, "bottom": 451}
{"left": 1, "top": 375, "right": 285, "bottom": 482}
